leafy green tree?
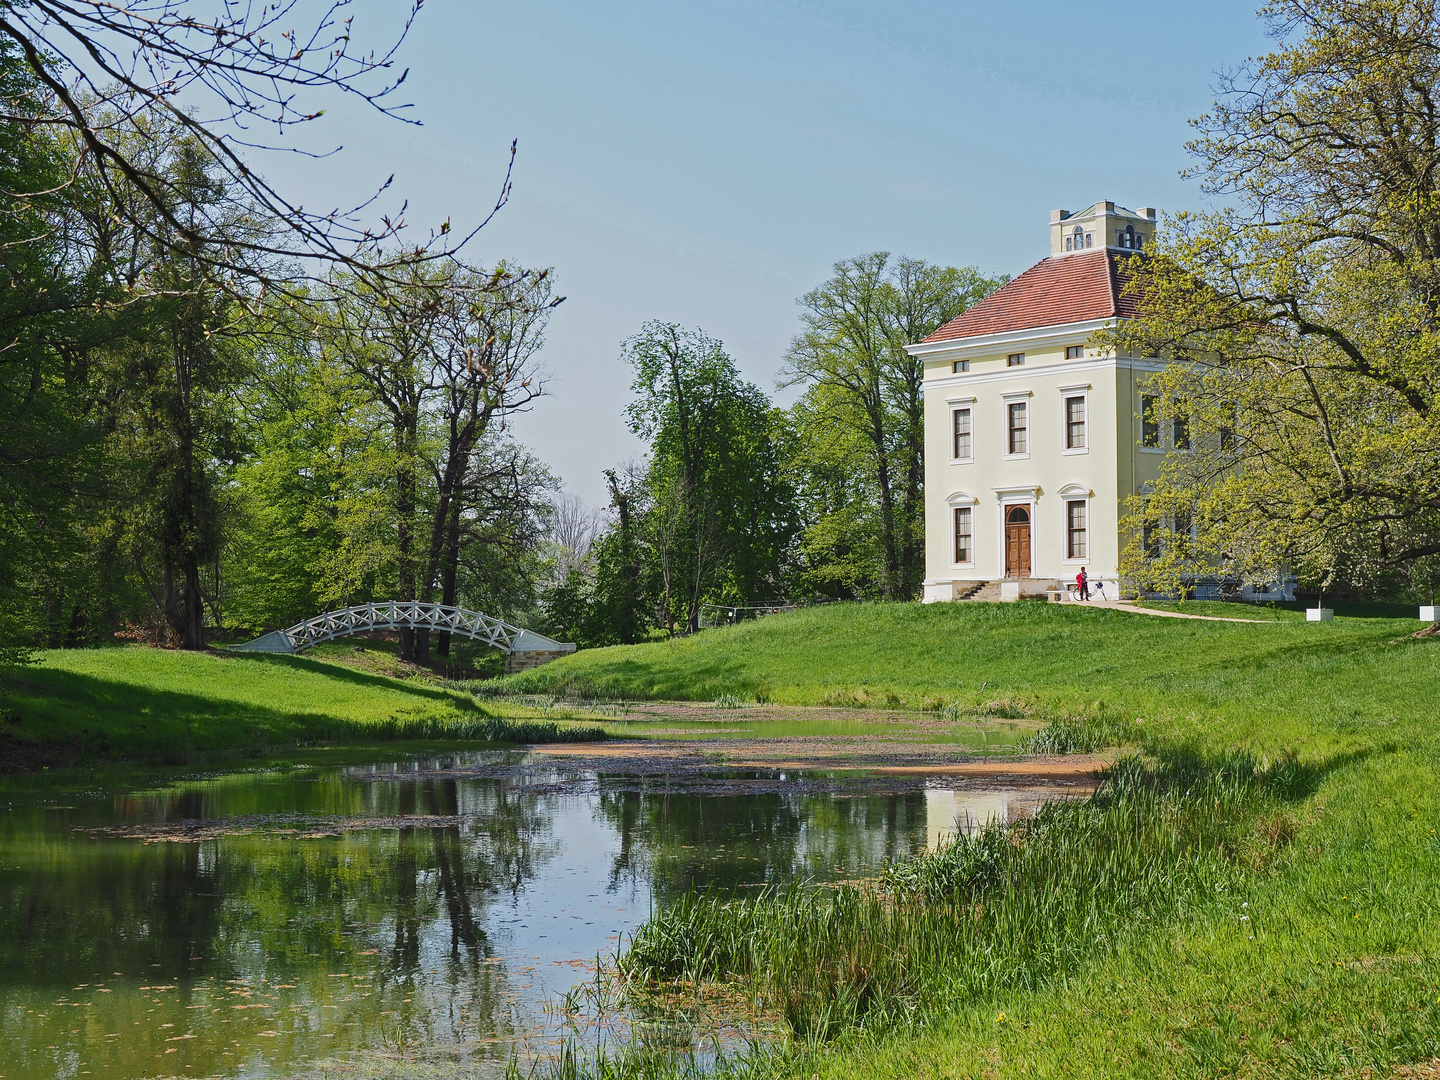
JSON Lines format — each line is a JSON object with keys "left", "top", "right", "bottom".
{"left": 0, "top": 48, "right": 102, "bottom": 658}
{"left": 783, "top": 382, "right": 886, "bottom": 598}
{"left": 1107, "top": 0, "right": 1440, "bottom": 600}
{"left": 623, "top": 322, "right": 796, "bottom": 634}
{"left": 222, "top": 311, "right": 357, "bottom": 631}
{"left": 782, "top": 254, "right": 1005, "bottom": 599}
{"left": 88, "top": 125, "right": 267, "bottom": 649}
{"left": 223, "top": 261, "right": 557, "bottom": 657}
{"left": 540, "top": 469, "right": 652, "bottom": 648}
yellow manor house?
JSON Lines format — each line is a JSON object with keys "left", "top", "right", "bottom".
{"left": 912, "top": 200, "right": 1204, "bottom": 603}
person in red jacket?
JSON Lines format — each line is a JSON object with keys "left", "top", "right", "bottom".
{"left": 1076, "top": 567, "right": 1089, "bottom": 601}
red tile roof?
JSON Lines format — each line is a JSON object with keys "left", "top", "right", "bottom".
{"left": 921, "top": 250, "right": 1143, "bottom": 343}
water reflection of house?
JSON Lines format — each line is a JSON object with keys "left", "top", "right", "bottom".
{"left": 925, "top": 788, "right": 1025, "bottom": 850}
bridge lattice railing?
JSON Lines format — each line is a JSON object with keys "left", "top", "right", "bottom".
{"left": 285, "top": 602, "right": 522, "bottom": 651}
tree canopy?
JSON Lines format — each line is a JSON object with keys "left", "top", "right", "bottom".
{"left": 1109, "top": 0, "right": 1440, "bottom": 599}
{"left": 782, "top": 254, "right": 1006, "bottom": 600}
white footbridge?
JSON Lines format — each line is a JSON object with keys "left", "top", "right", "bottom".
{"left": 232, "top": 601, "right": 575, "bottom": 668}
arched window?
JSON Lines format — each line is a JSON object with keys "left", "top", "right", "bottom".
{"left": 1121, "top": 223, "right": 1137, "bottom": 249}
{"left": 1073, "top": 225, "right": 1084, "bottom": 251}
{"left": 1006, "top": 504, "right": 1030, "bottom": 526}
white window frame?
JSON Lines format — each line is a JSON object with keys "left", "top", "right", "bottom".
{"left": 1059, "top": 385, "right": 1090, "bottom": 456}
{"left": 946, "top": 492, "right": 978, "bottom": 568}
{"left": 1058, "top": 484, "right": 1091, "bottom": 563}
{"left": 947, "top": 397, "right": 976, "bottom": 463}
{"left": 1001, "top": 391, "right": 1031, "bottom": 460}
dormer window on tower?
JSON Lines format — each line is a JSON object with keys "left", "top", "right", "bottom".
{"left": 1118, "top": 223, "right": 1144, "bottom": 250}
{"left": 1064, "top": 225, "right": 1094, "bottom": 252}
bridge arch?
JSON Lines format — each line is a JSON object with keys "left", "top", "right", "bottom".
{"left": 233, "top": 602, "right": 575, "bottom": 668}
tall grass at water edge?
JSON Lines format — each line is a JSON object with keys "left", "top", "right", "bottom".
{"left": 335, "top": 714, "right": 607, "bottom": 744}
{"left": 615, "top": 753, "right": 1310, "bottom": 1046}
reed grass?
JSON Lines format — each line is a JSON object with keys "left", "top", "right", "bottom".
{"left": 1021, "top": 716, "right": 1129, "bottom": 754}
{"left": 333, "top": 714, "right": 606, "bottom": 744}
{"left": 617, "top": 754, "right": 1309, "bottom": 1044}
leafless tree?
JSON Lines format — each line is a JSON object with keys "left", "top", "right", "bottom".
{"left": 547, "top": 492, "right": 601, "bottom": 581}
{"left": 0, "top": 0, "right": 507, "bottom": 288}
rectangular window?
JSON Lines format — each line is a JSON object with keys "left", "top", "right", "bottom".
{"left": 1007, "top": 352, "right": 1025, "bottom": 367}
{"left": 952, "top": 407, "right": 972, "bottom": 460}
{"left": 1007, "top": 401, "right": 1028, "bottom": 454}
{"left": 1067, "top": 500, "right": 1088, "bottom": 559}
{"left": 1142, "top": 522, "right": 1161, "bottom": 559}
{"left": 1141, "top": 394, "right": 1160, "bottom": 448}
{"left": 1219, "top": 425, "right": 1237, "bottom": 454}
{"left": 952, "top": 359, "right": 969, "bottom": 373}
{"left": 1172, "top": 415, "right": 1191, "bottom": 451}
{"left": 954, "top": 507, "right": 973, "bottom": 563}
{"left": 1065, "top": 345, "right": 1084, "bottom": 359}
{"left": 1065, "top": 395, "right": 1087, "bottom": 449}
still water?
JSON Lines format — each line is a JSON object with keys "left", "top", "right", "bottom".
{"left": 0, "top": 742, "right": 1049, "bottom": 1079}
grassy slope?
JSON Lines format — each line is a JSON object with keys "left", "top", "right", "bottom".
{"left": 0, "top": 646, "right": 489, "bottom": 764}
{"left": 507, "top": 602, "right": 1427, "bottom": 759}
{"left": 515, "top": 603, "right": 1440, "bottom": 1078}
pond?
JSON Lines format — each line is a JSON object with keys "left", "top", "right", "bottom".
{"left": 0, "top": 723, "right": 1087, "bottom": 1079}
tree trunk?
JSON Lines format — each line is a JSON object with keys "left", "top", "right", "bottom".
{"left": 168, "top": 321, "right": 207, "bottom": 651}
{"left": 872, "top": 424, "right": 899, "bottom": 600}
{"left": 606, "top": 472, "right": 640, "bottom": 646}
{"left": 396, "top": 451, "right": 418, "bottom": 662}
{"left": 899, "top": 416, "right": 925, "bottom": 600}
{"left": 181, "top": 557, "right": 206, "bottom": 650}
{"left": 435, "top": 500, "right": 462, "bottom": 658}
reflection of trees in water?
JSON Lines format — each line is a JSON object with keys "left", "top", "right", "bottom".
{"left": 0, "top": 834, "right": 227, "bottom": 985}
{"left": 223, "top": 777, "right": 562, "bottom": 973}
{"left": 592, "top": 783, "right": 929, "bottom": 903}
{"left": 0, "top": 773, "right": 563, "bottom": 1065}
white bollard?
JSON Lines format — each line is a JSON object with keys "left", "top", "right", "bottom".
{"left": 1306, "top": 608, "right": 1334, "bottom": 622}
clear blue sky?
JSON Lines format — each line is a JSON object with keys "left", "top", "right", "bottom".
{"left": 259, "top": 0, "right": 1273, "bottom": 506}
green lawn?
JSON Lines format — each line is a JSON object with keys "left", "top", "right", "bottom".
{"left": 508, "top": 602, "right": 1440, "bottom": 1079}
{"left": 1132, "top": 597, "right": 1423, "bottom": 622}
{"left": 505, "top": 601, "right": 1431, "bottom": 759}
{"left": 0, "top": 645, "right": 588, "bottom": 767}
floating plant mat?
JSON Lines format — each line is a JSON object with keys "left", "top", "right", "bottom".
{"left": 77, "top": 812, "right": 489, "bottom": 842}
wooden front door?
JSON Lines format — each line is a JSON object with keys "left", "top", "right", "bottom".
{"left": 1004, "top": 504, "right": 1031, "bottom": 578}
